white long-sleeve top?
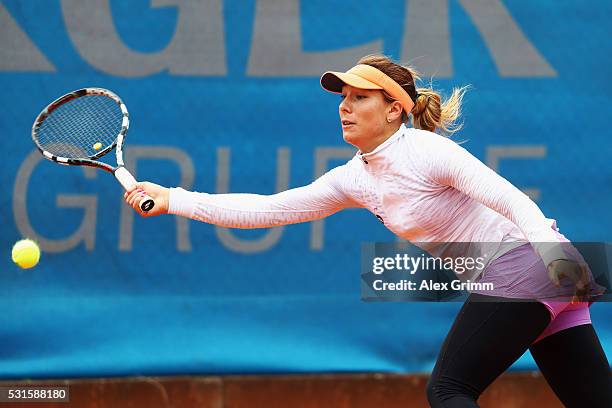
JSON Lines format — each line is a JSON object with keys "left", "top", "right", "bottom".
{"left": 169, "top": 125, "right": 566, "bottom": 276}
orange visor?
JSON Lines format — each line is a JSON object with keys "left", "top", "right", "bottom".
{"left": 320, "top": 64, "right": 415, "bottom": 113}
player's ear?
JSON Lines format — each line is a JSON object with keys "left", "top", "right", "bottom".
{"left": 386, "top": 100, "right": 403, "bottom": 122}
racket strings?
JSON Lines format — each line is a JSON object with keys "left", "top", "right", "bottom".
{"left": 36, "top": 95, "right": 123, "bottom": 159}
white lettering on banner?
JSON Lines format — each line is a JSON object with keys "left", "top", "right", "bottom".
{"left": 402, "top": 0, "right": 452, "bottom": 77}
{"left": 247, "top": 0, "right": 382, "bottom": 75}
{"left": 13, "top": 145, "right": 545, "bottom": 253}
{"left": 457, "top": 0, "right": 557, "bottom": 77}
{"left": 0, "top": 4, "right": 55, "bottom": 72}
{"left": 119, "top": 146, "right": 195, "bottom": 251}
{"left": 215, "top": 147, "right": 290, "bottom": 254}
{"left": 13, "top": 151, "right": 97, "bottom": 252}
{"left": 60, "top": 0, "right": 226, "bottom": 77}
{"left": 402, "top": 0, "right": 557, "bottom": 77}
{"left": 486, "top": 145, "right": 546, "bottom": 201}
{"left": 1, "top": 0, "right": 556, "bottom": 77}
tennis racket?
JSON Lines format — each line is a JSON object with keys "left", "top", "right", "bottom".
{"left": 31, "top": 88, "right": 154, "bottom": 212}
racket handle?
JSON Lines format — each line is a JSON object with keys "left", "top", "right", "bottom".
{"left": 114, "top": 166, "right": 156, "bottom": 213}
{"left": 139, "top": 195, "right": 155, "bottom": 212}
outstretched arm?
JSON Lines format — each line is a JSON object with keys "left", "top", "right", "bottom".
{"left": 124, "top": 166, "right": 356, "bottom": 228}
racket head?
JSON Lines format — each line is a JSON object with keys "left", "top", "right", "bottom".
{"left": 31, "top": 88, "right": 129, "bottom": 170}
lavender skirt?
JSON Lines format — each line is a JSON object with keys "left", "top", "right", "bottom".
{"left": 473, "top": 232, "right": 600, "bottom": 343}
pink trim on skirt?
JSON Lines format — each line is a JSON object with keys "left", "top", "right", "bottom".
{"left": 474, "top": 231, "right": 593, "bottom": 344}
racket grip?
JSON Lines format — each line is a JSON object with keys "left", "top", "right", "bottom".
{"left": 114, "top": 166, "right": 156, "bottom": 213}
{"left": 139, "top": 195, "right": 155, "bottom": 212}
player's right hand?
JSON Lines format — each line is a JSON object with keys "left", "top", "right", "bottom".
{"left": 124, "top": 181, "right": 169, "bottom": 217}
{"left": 547, "top": 259, "right": 591, "bottom": 303}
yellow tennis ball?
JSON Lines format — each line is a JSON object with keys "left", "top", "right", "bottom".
{"left": 11, "top": 239, "right": 41, "bottom": 269}
{"left": 93, "top": 142, "right": 103, "bottom": 150}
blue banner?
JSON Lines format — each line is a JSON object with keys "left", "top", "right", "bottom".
{"left": 1, "top": 0, "right": 611, "bottom": 378}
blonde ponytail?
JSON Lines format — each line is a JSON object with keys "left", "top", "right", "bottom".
{"left": 411, "top": 84, "right": 470, "bottom": 136}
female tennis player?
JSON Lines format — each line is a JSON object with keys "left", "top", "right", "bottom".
{"left": 125, "top": 55, "right": 611, "bottom": 407}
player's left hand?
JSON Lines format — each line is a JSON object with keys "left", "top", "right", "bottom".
{"left": 547, "top": 259, "right": 590, "bottom": 303}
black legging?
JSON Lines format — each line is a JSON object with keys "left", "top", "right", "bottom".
{"left": 427, "top": 294, "right": 612, "bottom": 407}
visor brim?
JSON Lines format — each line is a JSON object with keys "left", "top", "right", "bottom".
{"left": 320, "top": 71, "right": 384, "bottom": 93}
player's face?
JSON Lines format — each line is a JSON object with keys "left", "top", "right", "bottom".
{"left": 339, "top": 85, "right": 389, "bottom": 150}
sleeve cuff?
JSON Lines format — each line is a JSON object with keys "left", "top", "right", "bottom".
{"left": 533, "top": 242, "right": 568, "bottom": 267}
{"left": 168, "top": 187, "right": 199, "bottom": 218}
